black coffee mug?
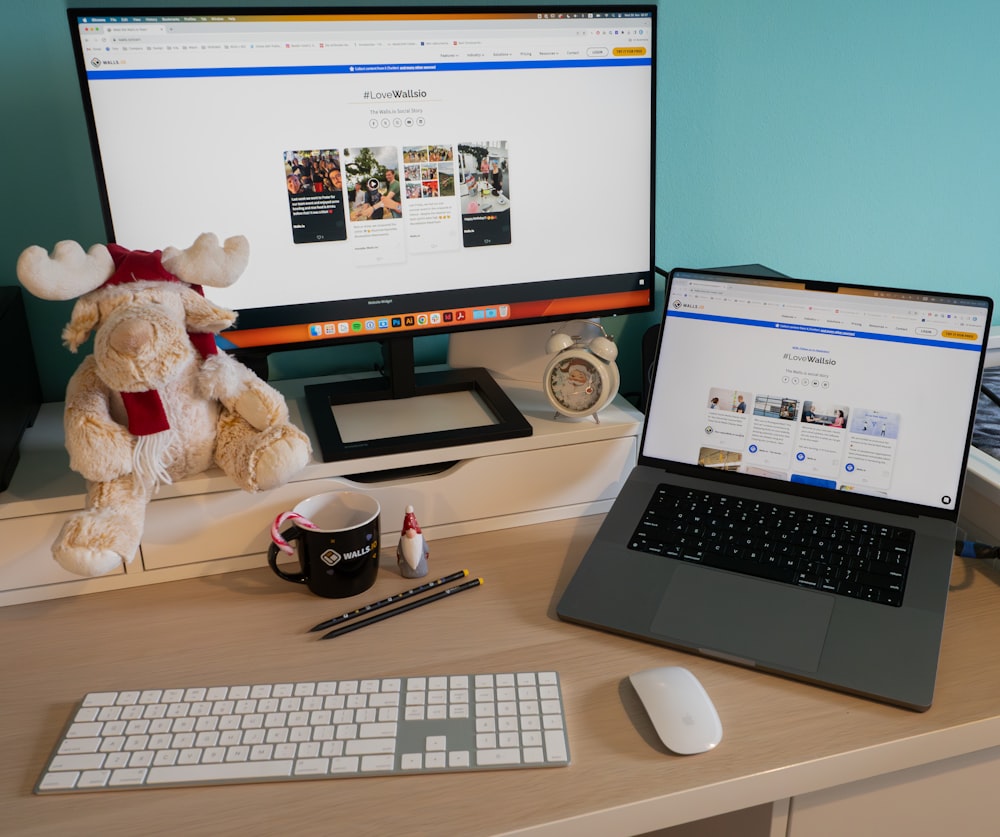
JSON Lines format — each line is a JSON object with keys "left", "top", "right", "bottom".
{"left": 268, "top": 491, "right": 380, "bottom": 598}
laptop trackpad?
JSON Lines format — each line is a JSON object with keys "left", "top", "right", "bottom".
{"left": 650, "top": 565, "right": 835, "bottom": 673}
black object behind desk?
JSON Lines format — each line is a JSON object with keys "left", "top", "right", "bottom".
{"left": 974, "top": 367, "right": 1000, "bottom": 459}
{"left": 0, "top": 287, "right": 42, "bottom": 492}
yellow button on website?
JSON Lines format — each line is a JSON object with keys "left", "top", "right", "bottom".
{"left": 613, "top": 47, "right": 647, "bottom": 57}
{"left": 941, "top": 330, "right": 977, "bottom": 340}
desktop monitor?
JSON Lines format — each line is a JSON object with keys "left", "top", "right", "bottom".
{"left": 67, "top": 5, "right": 656, "bottom": 461}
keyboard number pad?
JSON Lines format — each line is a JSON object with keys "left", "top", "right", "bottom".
{"left": 398, "top": 671, "right": 568, "bottom": 771}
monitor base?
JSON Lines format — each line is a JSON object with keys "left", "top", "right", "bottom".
{"left": 305, "top": 366, "right": 532, "bottom": 462}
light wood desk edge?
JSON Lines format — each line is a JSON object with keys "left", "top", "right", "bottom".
{"left": 3, "top": 514, "right": 1000, "bottom": 837}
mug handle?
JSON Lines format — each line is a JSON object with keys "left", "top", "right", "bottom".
{"left": 268, "top": 534, "right": 307, "bottom": 583}
{"left": 270, "top": 511, "right": 317, "bottom": 555}
{"left": 268, "top": 512, "right": 319, "bottom": 583}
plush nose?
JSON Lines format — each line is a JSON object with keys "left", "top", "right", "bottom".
{"left": 108, "top": 319, "right": 155, "bottom": 355}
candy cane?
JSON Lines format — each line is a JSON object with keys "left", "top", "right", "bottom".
{"left": 270, "top": 511, "right": 319, "bottom": 556}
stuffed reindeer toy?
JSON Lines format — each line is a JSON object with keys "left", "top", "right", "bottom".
{"left": 16, "top": 233, "right": 311, "bottom": 577}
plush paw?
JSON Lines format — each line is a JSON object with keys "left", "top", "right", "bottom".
{"left": 197, "top": 353, "right": 290, "bottom": 431}
{"left": 214, "top": 411, "right": 311, "bottom": 492}
{"left": 250, "top": 425, "right": 312, "bottom": 491}
{"left": 53, "top": 545, "right": 125, "bottom": 578}
{"left": 53, "top": 506, "right": 142, "bottom": 577}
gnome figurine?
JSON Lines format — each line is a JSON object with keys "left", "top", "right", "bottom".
{"left": 396, "top": 505, "right": 429, "bottom": 578}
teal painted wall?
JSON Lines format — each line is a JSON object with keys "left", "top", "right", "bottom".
{"left": 4, "top": 0, "right": 999, "bottom": 402}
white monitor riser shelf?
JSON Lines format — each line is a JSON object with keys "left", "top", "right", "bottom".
{"left": 0, "top": 324, "right": 642, "bottom": 606}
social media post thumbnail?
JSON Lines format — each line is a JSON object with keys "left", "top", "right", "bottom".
{"left": 707, "top": 388, "right": 751, "bottom": 414}
{"left": 345, "top": 146, "right": 403, "bottom": 221}
{"left": 343, "top": 146, "right": 406, "bottom": 266}
{"left": 801, "top": 401, "right": 849, "bottom": 429}
{"left": 743, "top": 393, "right": 800, "bottom": 472}
{"left": 790, "top": 401, "right": 852, "bottom": 485}
{"left": 702, "top": 387, "right": 752, "bottom": 450}
{"left": 698, "top": 444, "right": 798, "bottom": 486}
{"left": 841, "top": 409, "right": 901, "bottom": 494}
{"left": 284, "top": 149, "right": 348, "bottom": 244}
{"left": 458, "top": 140, "right": 511, "bottom": 248}
{"left": 698, "top": 447, "right": 743, "bottom": 471}
{"left": 401, "top": 144, "right": 460, "bottom": 255}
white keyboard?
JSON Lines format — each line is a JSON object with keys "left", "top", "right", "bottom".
{"left": 36, "top": 670, "right": 569, "bottom": 793}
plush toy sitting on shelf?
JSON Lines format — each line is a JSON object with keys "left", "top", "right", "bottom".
{"left": 16, "top": 233, "right": 312, "bottom": 578}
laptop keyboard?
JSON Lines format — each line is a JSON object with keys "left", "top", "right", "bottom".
{"left": 628, "top": 484, "right": 913, "bottom": 606}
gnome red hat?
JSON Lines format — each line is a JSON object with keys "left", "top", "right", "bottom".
{"left": 401, "top": 506, "right": 422, "bottom": 536}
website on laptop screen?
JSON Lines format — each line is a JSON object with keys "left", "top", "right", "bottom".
{"left": 645, "top": 271, "right": 991, "bottom": 511}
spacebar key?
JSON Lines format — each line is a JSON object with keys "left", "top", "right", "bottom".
{"left": 147, "top": 760, "right": 294, "bottom": 784}
{"left": 713, "top": 553, "right": 793, "bottom": 583}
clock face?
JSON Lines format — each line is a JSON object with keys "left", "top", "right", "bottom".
{"left": 546, "top": 355, "right": 605, "bottom": 414}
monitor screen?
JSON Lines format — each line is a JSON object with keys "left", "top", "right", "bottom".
{"left": 67, "top": 5, "right": 656, "bottom": 460}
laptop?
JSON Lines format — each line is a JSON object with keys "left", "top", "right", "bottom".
{"left": 557, "top": 267, "right": 993, "bottom": 710}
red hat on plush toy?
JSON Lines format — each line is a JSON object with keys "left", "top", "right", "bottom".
{"left": 102, "top": 244, "right": 219, "bottom": 366}
{"left": 103, "top": 244, "right": 177, "bottom": 287}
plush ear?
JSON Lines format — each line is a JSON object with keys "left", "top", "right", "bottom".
{"left": 17, "top": 241, "right": 115, "bottom": 301}
{"left": 182, "top": 288, "right": 238, "bottom": 335}
{"left": 62, "top": 296, "right": 102, "bottom": 352}
{"left": 162, "top": 233, "right": 250, "bottom": 289}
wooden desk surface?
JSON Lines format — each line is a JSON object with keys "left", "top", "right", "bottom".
{"left": 4, "top": 515, "right": 1000, "bottom": 837}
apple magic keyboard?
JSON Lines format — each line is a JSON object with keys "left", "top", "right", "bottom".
{"left": 36, "top": 670, "right": 569, "bottom": 794}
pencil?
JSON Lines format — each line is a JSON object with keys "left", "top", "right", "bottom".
{"left": 308, "top": 570, "right": 470, "bottom": 632}
{"left": 319, "top": 577, "right": 483, "bottom": 640}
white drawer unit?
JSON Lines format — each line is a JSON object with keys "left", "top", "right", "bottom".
{"left": 0, "top": 379, "right": 642, "bottom": 605}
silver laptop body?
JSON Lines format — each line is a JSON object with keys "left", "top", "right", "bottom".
{"left": 557, "top": 267, "right": 992, "bottom": 710}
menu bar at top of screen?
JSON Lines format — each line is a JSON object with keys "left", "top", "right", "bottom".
{"left": 668, "top": 277, "right": 988, "bottom": 350}
{"left": 75, "top": 12, "right": 653, "bottom": 75}
{"left": 74, "top": 11, "right": 651, "bottom": 25}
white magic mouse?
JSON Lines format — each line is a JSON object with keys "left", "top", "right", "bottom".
{"left": 629, "top": 665, "right": 723, "bottom": 755}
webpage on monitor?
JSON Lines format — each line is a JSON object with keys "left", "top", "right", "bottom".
{"left": 72, "top": 12, "right": 654, "bottom": 334}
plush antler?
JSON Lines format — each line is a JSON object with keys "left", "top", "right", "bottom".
{"left": 161, "top": 233, "right": 250, "bottom": 288}
{"left": 16, "top": 241, "right": 116, "bottom": 301}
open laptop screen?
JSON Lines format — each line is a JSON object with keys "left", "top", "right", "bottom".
{"left": 643, "top": 269, "right": 992, "bottom": 513}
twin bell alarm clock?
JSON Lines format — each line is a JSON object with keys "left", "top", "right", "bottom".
{"left": 542, "top": 320, "right": 620, "bottom": 421}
